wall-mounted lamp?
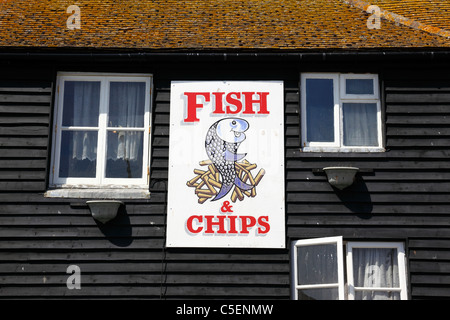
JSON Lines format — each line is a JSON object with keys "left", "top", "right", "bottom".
{"left": 86, "top": 200, "right": 124, "bottom": 224}
{"left": 323, "top": 167, "right": 359, "bottom": 190}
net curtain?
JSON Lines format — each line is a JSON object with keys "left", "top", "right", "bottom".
{"left": 69, "top": 81, "right": 144, "bottom": 162}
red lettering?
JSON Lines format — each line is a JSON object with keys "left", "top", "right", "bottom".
{"left": 225, "top": 92, "right": 243, "bottom": 114}
{"left": 183, "top": 92, "right": 210, "bottom": 122}
{"left": 185, "top": 214, "right": 270, "bottom": 235}
{"left": 240, "top": 216, "right": 257, "bottom": 234}
{"left": 184, "top": 91, "right": 270, "bottom": 120}
{"left": 228, "top": 215, "right": 238, "bottom": 234}
{"left": 257, "top": 216, "right": 270, "bottom": 234}
{"left": 204, "top": 215, "right": 227, "bottom": 234}
{"left": 212, "top": 92, "right": 225, "bottom": 114}
{"left": 186, "top": 215, "right": 203, "bottom": 233}
{"left": 242, "top": 92, "right": 270, "bottom": 114}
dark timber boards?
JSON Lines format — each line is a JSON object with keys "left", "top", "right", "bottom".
{"left": 0, "top": 59, "right": 449, "bottom": 299}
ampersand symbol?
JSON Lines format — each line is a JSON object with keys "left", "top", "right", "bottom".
{"left": 220, "top": 201, "right": 233, "bottom": 213}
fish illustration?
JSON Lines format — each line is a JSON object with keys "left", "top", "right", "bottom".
{"left": 205, "top": 117, "right": 254, "bottom": 201}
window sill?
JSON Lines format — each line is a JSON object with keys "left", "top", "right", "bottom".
{"left": 302, "top": 147, "right": 385, "bottom": 153}
{"left": 44, "top": 188, "right": 150, "bottom": 200}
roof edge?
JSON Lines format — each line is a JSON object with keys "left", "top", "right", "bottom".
{"left": 1, "top": 50, "right": 450, "bottom": 62}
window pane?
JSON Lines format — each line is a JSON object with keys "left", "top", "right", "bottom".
{"left": 305, "top": 79, "right": 335, "bottom": 142}
{"left": 343, "top": 103, "right": 378, "bottom": 146}
{"left": 106, "top": 131, "right": 144, "bottom": 178}
{"left": 59, "top": 131, "right": 97, "bottom": 178}
{"left": 298, "top": 288, "right": 339, "bottom": 300}
{"left": 355, "top": 290, "right": 400, "bottom": 300}
{"left": 109, "top": 82, "right": 146, "bottom": 128}
{"left": 297, "top": 243, "right": 338, "bottom": 285}
{"left": 63, "top": 81, "right": 100, "bottom": 127}
{"left": 346, "top": 79, "right": 374, "bottom": 95}
{"left": 352, "top": 248, "right": 399, "bottom": 289}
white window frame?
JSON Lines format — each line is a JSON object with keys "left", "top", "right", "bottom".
{"left": 346, "top": 241, "right": 408, "bottom": 300}
{"left": 340, "top": 73, "right": 379, "bottom": 100}
{"left": 300, "top": 73, "right": 340, "bottom": 150}
{"left": 49, "top": 72, "right": 152, "bottom": 191}
{"left": 291, "top": 237, "right": 408, "bottom": 300}
{"left": 291, "top": 236, "right": 345, "bottom": 300}
{"left": 301, "top": 73, "right": 384, "bottom": 153}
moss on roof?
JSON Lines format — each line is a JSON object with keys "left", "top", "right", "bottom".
{"left": 0, "top": 0, "right": 449, "bottom": 50}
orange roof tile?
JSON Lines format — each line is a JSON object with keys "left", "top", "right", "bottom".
{"left": 369, "top": 0, "right": 450, "bottom": 30}
{"left": 0, "top": 0, "right": 449, "bottom": 50}
{"left": 345, "top": 0, "right": 450, "bottom": 38}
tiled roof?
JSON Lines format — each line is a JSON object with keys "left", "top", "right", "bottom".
{"left": 0, "top": 0, "right": 449, "bottom": 50}
{"left": 345, "top": 0, "right": 450, "bottom": 38}
{"left": 369, "top": 0, "right": 450, "bottom": 30}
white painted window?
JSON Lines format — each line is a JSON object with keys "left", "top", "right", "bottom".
{"left": 291, "top": 236, "right": 345, "bottom": 300}
{"left": 291, "top": 237, "right": 408, "bottom": 300}
{"left": 301, "top": 73, "right": 383, "bottom": 152}
{"left": 50, "top": 73, "right": 152, "bottom": 190}
{"left": 346, "top": 242, "right": 408, "bottom": 300}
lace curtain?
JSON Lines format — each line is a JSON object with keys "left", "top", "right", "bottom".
{"left": 352, "top": 248, "right": 400, "bottom": 300}
{"left": 68, "top": 81, "right": 99, "bottom": 161}
{"left": 342, "top": 103, "right": 378, "bottom": 146}
{"left": 107, "top": 82, "right": 145, "bottom": 162}
{"left": 60, "top": 81, "right": 145, "bottom": 178}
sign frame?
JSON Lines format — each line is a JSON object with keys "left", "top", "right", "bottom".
{"left": 166, "top": 80, "right": 285, "bottom": 248}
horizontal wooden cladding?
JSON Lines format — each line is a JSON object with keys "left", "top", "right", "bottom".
{"left": 0, "top": 86, "right": 51, "bottom": 192}
{"left": 0, "top": 94, "right": 52, "bottom": 104}
{"left": 287, "top": 169, "right": 450, "bottom": 181}
{"left": 287, "top": 159, "right": 450, "bottom": 169}
{"left": 287, "top": 192, "right": 449, "bottom": 203}
{"left": 0, "top": 273, "right": 287, "bottom": 287}
{"left": 384, "top": 85, "right": 449, "bottom": 156}
{"left": 284, "top": 87, "right": 300, "bottom": 154}
{"left": 287, "top": 149, "right": 450, "bottom": 159}
{"left": 288, "top": 214, "right": 450, "bottom": 227}
{"left": 0, "top": 81, "right": 292, "bottom": 300}
{"left": 287, "top": 212, "right": 450, "bottom": 237}
{"left": 386, "top": 115, "right": 449, "bottom": 125}
{"left": 1, "top": 71, "right": 449, "bottom": 300}
{"left": 288, "top": 228, "right": 450, "bottom": 241}
{"left": 386, "top": 93, "right": 450, "bottom": 104}
{"left": 0, "top": 105, "right": 50, "bottom": 114}
{"left": 0, "top": 248, "right": 289, "bottom": 299}
{"left": 0, "top": 226, "right": 164, "bottom": 238}
{"left": 0, "top": 252, "right": 288, "bottom": 275}
{"left": 288, "top": 203, "right": 450, "bottom": 215}
{"left": 287, "top": 79, "right": 450, "bottom": 299}
{"left": 0, "top": 203, "right": 167, "bottom": 217}
{"left": 0, "top": 252, "right": 289, "bottom": 299}
{"left": 0, "top": 285, "right": 288, "bottom": 299}
{"left": 387, "top": 127, "right": 450, "bottom": 136}
{"left": 408, "top": 238, "right": 450, "bottom": 299}
{"left": 287, "top": 180, "right": 450, "bottom": 193}
{"left": 0, "top": 249, "right": 287, "bottom": 262}
{"left": 149, "top": 87, "right": 169, "bottom": 193}
{"left": 0, "top": 239, "right": 164, "bottom": 250}
{"left": 386, "top": 104, "right": 450, "bottom": 114}
{"left": 0, "top": 136, "right": 48, "bottom": 147}
{"left": 0, "top": 126, "right": 49, "bottom": 135}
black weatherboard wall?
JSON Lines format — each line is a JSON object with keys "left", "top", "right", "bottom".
{"left": 0, "top": 52, "right": 449, "bottom": 299}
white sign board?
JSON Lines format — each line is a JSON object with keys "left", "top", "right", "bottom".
{"left": 167, "top": 81, "right": 285, "bottom": 248}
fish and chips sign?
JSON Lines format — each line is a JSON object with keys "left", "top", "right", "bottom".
{"left": 167, "top": 81, "right": 285, "bottom": 248}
